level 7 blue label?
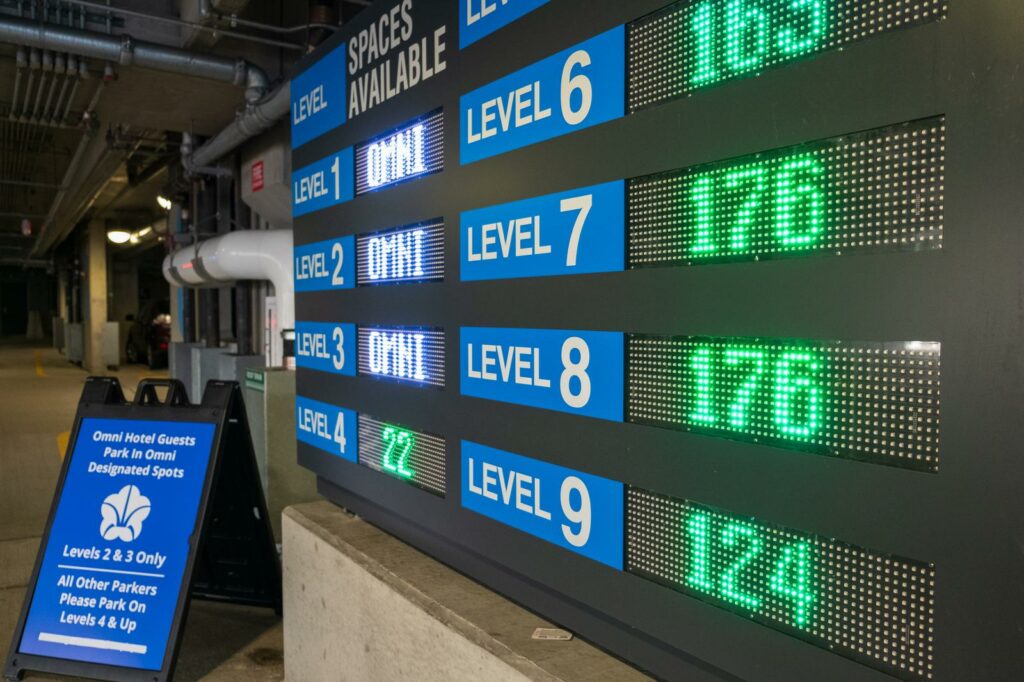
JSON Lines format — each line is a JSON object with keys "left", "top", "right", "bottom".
{"left": 295, "top": 322, "right": 356, "bottom": 376}
{"left": 460, "top": 327, "right": 624, "bottom": 421}
{"left": 460, "top": 0, "right": 550, "bottom": 49}
{"left": 294, "top": 236, "right": 355, "bottom": 292}
{"left": 461, "top": 441, "right": 623, "bottom": 569}
{"left": 291, "top": 42, "right": 347, "bottom": 149}
{"left": 292, "top": 146, "right": 354, "bottom": 218}
{"left": 296, "top": 396, "right": 357, "bottom": 462}
{"left": 460, "top": 25, "right": 625, "bottom": 164}
{"left": 461, "top": 180, "right": 625, "bottom": 281}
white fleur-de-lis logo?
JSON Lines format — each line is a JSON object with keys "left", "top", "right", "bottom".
{"left": 99, "top": 485, "right": 151, "bottom": 542}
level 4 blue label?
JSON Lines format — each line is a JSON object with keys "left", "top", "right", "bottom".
{"left": 292, "top": 146, "right": 354, "bottom": 217}
{"left": 460, "top": 25, "right": 625, "bottom": 164}
{"left": 291, "top": 42, "right": 347, "bottom": 149}
{"left": 461, "top": 180, "right": 625, "bottom": 281}
{"left": 18, "top": 418, "right": 216, "bottom": 670}
{"left": 460, "top": 327, "right": 624, "bottom": 421}
{"left": 460, "top": 0, "right": 550, "bottom": 49}
{"left": 296, "top": 396, "right": 357, "bottom": 462}
{"left": 461, "top": 441, "right": 623, "bottom": 569}
{"left": 295, "top": 322, "right": 356, "bottom": 376}
{"left": 294, "top": 236, "right": 355, "bottom": 292}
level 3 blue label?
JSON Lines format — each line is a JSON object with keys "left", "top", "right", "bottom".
{"left": 296, "top": 396, "right": 357, "bottom": 462}
{"left": 460, "top": 327, "right": 624, "bottom": 420}
{"left": 294, "top": 236, "right": 355, "bottom": 292}
{"left": 295, "top": 322, "right": 356, "bottom": 376}
{"left": 460, "top": 0, "right": 550, "bottom": 49}
{"left": 461, "top": 440, "right": 623, "bottom": 569}
{"left": 292, "top": 146, "right": 354, "bottom": 217}
{"left": 291, "top": 42, "right": 347, "bottom": 148}
{"left": 460, "top": 25, "right": 625, "bottom": 164}
{"left": 461, "top": 180, "right": 625, "bottom": 281}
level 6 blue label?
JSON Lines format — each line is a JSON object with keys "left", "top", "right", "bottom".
{"left": 460, "top": 0, "right": 550, "bottom": 49}
{"left": 294, "top": 236, "right": 355, "bottom": 292}
{"left": 460, "top": 327, "right": 624, "bottom": 421}
{"left": 291, "top": 42, "right": 347, "bottom": 149}
{"left": 460, "top": 25, "right": 625, "bottom": 164}
{"left": 461, "top": 440, "right": 623, "bottom": 569}
{"left": 295, "top": 322, "right": 356, "bottom": 376}
{"left": 461, "top": 180, "right": 625, "bottom": 281}
{"left": 292, "top": 146, "right": 354, "bottom": 217}
{"left": 296, "top": 396, "right": 357, "bottom": 462}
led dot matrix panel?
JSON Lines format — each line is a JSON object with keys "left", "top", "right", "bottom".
{"left": 355, "top": 109, "right": 445, "bottom": 195}
{"left": 628, "top": 117, "right": 944, "bottom": 267}
{"left": 356, "top": 220, "right": 445, "bottom": 285}
{"left": 357, "top": 326, "right": 446, "bottom": 388}
{"left": 627, "top": 488, "right": 935, "bottom": 680}
{"left": 628, "top": 0, "right": 949, "bottom": 112}
{"left": 628, "top": 336, "right": 940, "bottom": 470}
{"left": 357, "top": 414, "right": 446, "bottom": 496}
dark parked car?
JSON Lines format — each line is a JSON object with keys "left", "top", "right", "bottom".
{"left": 125, "top": 299, "right": 171, "bottom": 368}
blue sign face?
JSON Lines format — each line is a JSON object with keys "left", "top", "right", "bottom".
{"left": 294, "top": 236, "right": 355, "bottom": 292}
{"left": 295, "top": 322, "right": 356, "bottom": 376}
{"left": 460, "top": 0, "right": 550, "bottom": 48}
{"left": 18, "top": 418, "right": 216, "bottom": 670}
{"left": 291, "top": 42, "right": 347, "bottom": 149}
{"left": 460, "top": 26, "right": 625, "bottom": 165}
{"left": 461, "top": 441, "right": 623, "bottom": 569}
{"left": 292, "top": 146, "right": 354, "bottom": 217}
{"left": 296, "top": 395, "right": 357, "bottom": 462}
{"left": 460, "top": 327, "right": 624, "bottom": 420}
{"left": 461, "top": 180, "right": 625, "bottom": 281}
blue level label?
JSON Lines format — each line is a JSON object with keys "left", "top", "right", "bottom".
{"left": 291, "top": 42, "right": 347, "bottom": 148}
{"left": 292, "top": 146, "right": 354, "bottom": 217}
{"left": 461, "top": 180, "right": 625, "bottom": 281}
{"left": 460, "top": 327, "right": 624, "bottom": 420}
{"left": 18, "top": 418, "right": 216, "bottom": 670}
{"left": 460, "top": 26, "right": 625, "bottom": 165}
{"left": 295, "top": 322, "right": 356, "bottom": 376}
{"left": 296, "top": 396, "right": 357, "bottom": 462}
{"left": 460, "top": 0, "right": 550, "bottom": 49}
{"left": 461, "top": 441, "right": 623, "bottom": 569}
{"left": 294, "top": 236, "right": 355, "bottom": 292}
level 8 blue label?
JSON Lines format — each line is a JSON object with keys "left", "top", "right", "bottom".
{"left": 294, "top": 236, "right": 355, "bottom": 292}
{"left": 296, "top": 396, "right": 357, "bottom": 462}
{"left": 292, "top": 146, "right": 354, "bottom": 217}
{"left": 295, "top": 322, "right": 356, "bottom": 376}
{"left": 461, "top": 441, "right": 623, "bottom": 569}
{"left": 461, "top": 180, "right": 625, "bottom": 281}
{"left": 460, "top": 25, "right": 625, "bottom": 164}
{"left": 460, "top": 327, "right": 624, "bottom": 421}
{"left": 291, "top": 42, "right": 347, "bottom": 148}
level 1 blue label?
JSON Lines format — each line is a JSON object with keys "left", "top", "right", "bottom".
{"left": 18, "top": 418, "right": 216, "bottom": 670}
{"left": 296, "top": 396, "right": 357, "bottom": 462}
{"left": 291, "top": 42, "right": 347, "bottom": 148}
{"left": 460, "top": 25, "right": 625, "bottom": 165}
{"left": 461, "top": 180, "right": 625, "bottom": 281}
{"left": 460, "top": 327, "right": 624, "bottom": 420}
{"left": 295, "top": 322, "right": 356, "bottom": 376}
{"left": 461, "top": 441, "right": 623, "bottom": 569}
{"left": 294, "top": 236, "right": 355, "bottom": 292}
{"left": 292, "top": 146, "right": 354, "bottom": 217}
{"left": 460, "top": 0, "right": 550, "bottom": 49}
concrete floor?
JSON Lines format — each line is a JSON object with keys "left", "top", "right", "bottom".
{"left": 0, "top": 339, "right": 284, "bottom": 681}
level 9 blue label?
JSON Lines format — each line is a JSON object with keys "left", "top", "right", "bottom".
{"left": 295, "top": 322, "right": 356, "bottom": 376}
{"left": 291, "top": 42, "right": 347, "bottom": 148}
{"left": 292, "top": 146, "right": 354, "bottom": 217}
{"left": 294, "top": 236, "right": 355, "bottom": 292}
{"left": 296, "top": 395, "right": 357, "bottom": 462}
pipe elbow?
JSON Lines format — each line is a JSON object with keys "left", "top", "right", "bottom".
{"left": 243, "top": 62, "right": 269, "bottom": 103}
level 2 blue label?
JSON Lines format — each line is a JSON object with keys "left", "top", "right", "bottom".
{"left": 461, "top": 180, "right": 625, "bottom": 281}
{"left": 295, "top": 322, "right": 356, "bottom": 376}
{"left": 296, "top": 396, "right": 357, "bottom": 462}
{"left": 460, "top": 0, "right": 550, "bottom": 49}
{"left": 294, "top": 236, "right": 355, "bottom": 292}
{"left": 460, "top": 25, "right": 625, "bottom": 164}
{"left": 461, "top": 440, "right": 623, "bottom": 569}
{"left": 460, "top": 327, "right": 624, "bottom": 421}
{"left": 292, "top": 146, "right": 354, "bottom": 217}
{"left": 291, "top": 42, "right": 347, "bottom": 148}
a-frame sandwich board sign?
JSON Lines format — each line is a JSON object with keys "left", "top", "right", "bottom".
{"left": 4, "top": 377, "right": 280, "bottom": 682}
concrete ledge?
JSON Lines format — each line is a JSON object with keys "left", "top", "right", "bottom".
{"left": 283, "top": 502, "right": 650, "bottom": 682}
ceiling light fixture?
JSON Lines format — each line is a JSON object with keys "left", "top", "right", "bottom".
{"left": 156, "top": 195, "right": 172, "bottom": 211}
{"left": 107, "top": 229, "right": 131, "bottom": 244}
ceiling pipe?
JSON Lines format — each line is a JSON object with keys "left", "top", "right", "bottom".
{"left": 0, "top": 13, "right": 270, "bottom": 102}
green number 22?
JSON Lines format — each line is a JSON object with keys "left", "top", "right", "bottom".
{"left": 382, "top": 426, "right": 415, "bottom": 479}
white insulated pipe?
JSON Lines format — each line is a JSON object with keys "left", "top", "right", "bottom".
{"left": 162, "top": 230, "right": 294, "bottom": 332}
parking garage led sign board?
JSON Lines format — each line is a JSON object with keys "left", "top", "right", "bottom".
{"left": 358, "top": 414, "right": 446, "bottom": 496}
{"left": 357, "top": 326, "right": 445, "bottom": 388}
{"left": 357, "top": 220, "right": 444, "bottom": 285}
{"left": 355, "top": 110, "right": 444, "bottom": 194}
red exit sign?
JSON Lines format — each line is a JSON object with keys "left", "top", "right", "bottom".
{"left": 251, "top": 160, "right": 264, "bottom": 192}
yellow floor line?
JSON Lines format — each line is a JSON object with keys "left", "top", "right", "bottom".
{"left": 57, "top": 431, "right": 70, "bottom": 461}
{"left": 34, "top": 350, "right": 46, "bottom": 377}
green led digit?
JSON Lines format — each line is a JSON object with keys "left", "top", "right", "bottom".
{"left": 690, "top": 174, "right": 716, "bottom": 255}
{"left": 770, "top": 542, "right": 815, "bottom": 628}
{"left": 775, "top": 155, "right": 824, "bottom": 248}
{"left": 724, "top": 0, "right": 769, "bottom": 73}
{"left": 724, "top": 164, "right": 766, "bottom": 251}
{"left": 777, "top": 0, "right": 826, "bottom": 55}
{"left": 685, "top": 511, "right": 714, "bottom": 592}
{"left": 773, "top": 351, "right": 822, "bottom": 439}
{"left": 690, "top": 1, "right": 719, "bottom": 85}
{"left": 382, "top": 426, "right": 415, "bottom": 479}
{"left": 724, "top": 347, "right": 765, "bottom": 429}
{"left": 719, "top": 522, "right": 762, "bottom": 609}
{"left": 689, "top": 347, "right": 717, "bottom": 425}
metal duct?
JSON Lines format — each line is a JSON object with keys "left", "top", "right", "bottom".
{"left": 0, "top": 14, "right": 269, "bottom": 102}
{"left": 185, "top": 81, "right": 290, "bottom": 171}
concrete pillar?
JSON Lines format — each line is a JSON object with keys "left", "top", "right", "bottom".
{"left": 84, "top": 221, "right": 108, "bottom": 374}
